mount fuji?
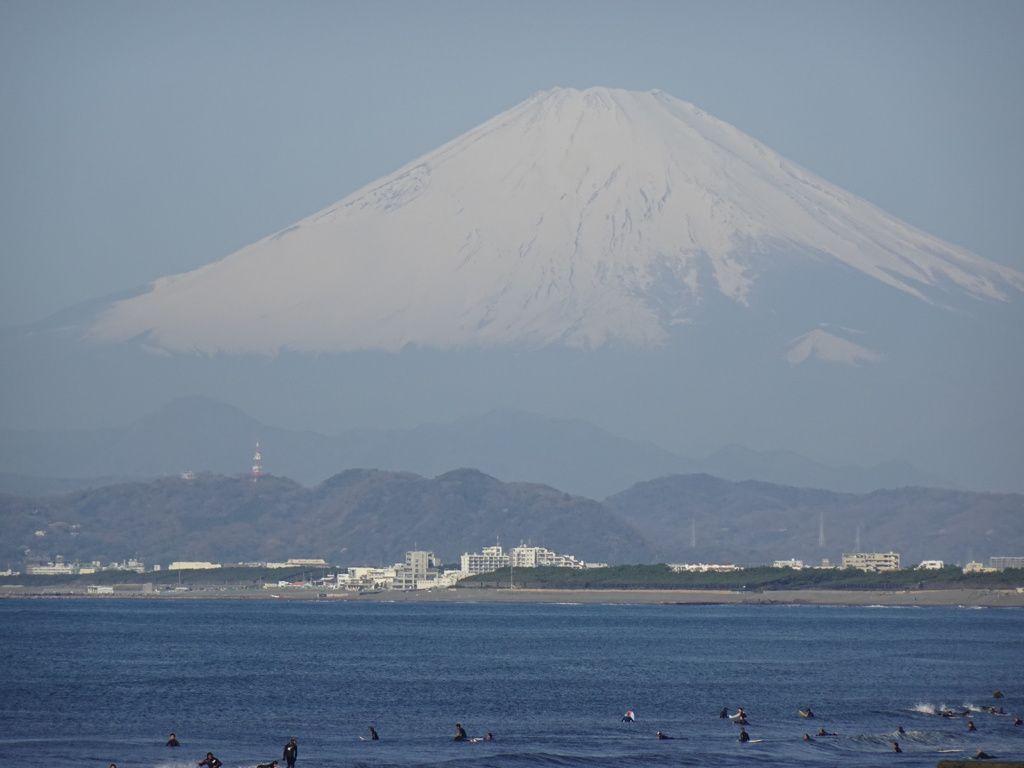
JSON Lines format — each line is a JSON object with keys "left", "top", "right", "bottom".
{"left": 89, "top": 87, "right": 1022, "bottom": 356}
{"left": 6, "top": 87, "right": 1024, "bottom": 492}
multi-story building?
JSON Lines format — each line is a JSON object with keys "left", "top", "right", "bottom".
{"left": 989, "top": 556, "right": 1024, "bottom": 571}
{"left": 510, "top": 546, "right": 582, "bottom": 569}
{"left": 841, "top": 552, "right": 901, "bottom": 572}
{"left": 26, "top": 561, "right": 76, "bottom": 576}
{"left": 461, "top": 544, "right": 588, "bottom": 575}
{"left": 392, "top": 550, "right": 438, "bottom": 591}
{"left": 461, "top": 545, "right": 510, "bottom": 575}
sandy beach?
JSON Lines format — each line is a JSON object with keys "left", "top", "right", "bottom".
{"left": 3, "top": 584, "right": 1022, "bottom": 607}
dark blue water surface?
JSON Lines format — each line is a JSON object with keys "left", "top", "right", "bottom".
{"left": 1, "top": 599, "right": 1022, "bottom": 768}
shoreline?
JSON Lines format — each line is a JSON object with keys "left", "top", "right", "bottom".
{"left": 2, "top": 585, "right": 1022, "bottom": 607}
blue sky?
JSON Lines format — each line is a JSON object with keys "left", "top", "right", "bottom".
{"left": 2, "top": 0, "right": 1023, "bottom": 329}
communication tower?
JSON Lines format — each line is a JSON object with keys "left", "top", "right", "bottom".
{"left": 251, "top": 440, "right": 263, "bottom": 482}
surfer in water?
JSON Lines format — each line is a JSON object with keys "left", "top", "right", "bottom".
{"left": 737, "top": 727, "right": 750, "bottom": 742}
{"left": 256, "top": 762, "right": 279, "bottom": 768}
{"left": 719, "top": 707, "right": 729, "bottom": 718}
{"left": 816, "top": 728, "right": 837, "bottom": 736}
{"left": 198, "top": 753, "right": 222, "bottom": 768}
{"left": 283, "top": 738, "right": 297, "bottom": 768}
{"left": 656, "top": 732, "right": 674, "bottom": 739}
{"left": 166, "top": 733, "right": 180, "bottom": 747}
{"left": 622, "top": 710, "right": 635, "bottom": 722}
{"left": 892, "top": 742, "right": 902, "bottom": 753}
{"left": 967, "top": 720, "right": 977, "bottom": 731}
{"left": 799, "top": 708, "right": 814, "bottom": 718}
{"left": 453, "top": 723, "right": 468, "bottom": 741}
{"left": 368, "top": 727, "right": 379, "bottom": 740}
{"left": 802, "top": 733, "right": 814, "bottom": 741}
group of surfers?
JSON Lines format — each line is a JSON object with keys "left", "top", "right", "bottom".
{"left": 631, "top": 700, "right": 1020, "bottom": 758}
{"left": 122, "top": 697, "right": 1018, "bottom": 764}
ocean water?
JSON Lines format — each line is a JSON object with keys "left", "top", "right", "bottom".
{"left": 1, "top": 599, "right": 1022, "bottom": 768}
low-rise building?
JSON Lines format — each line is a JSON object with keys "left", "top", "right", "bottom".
{"left": 989, "top": 556, "right": 1024, "bottom": 571}
{"left": 964, "top": 561, "right": 995, "bottom": 573}
{"left": 168, "top": 561, "right": 222, "bottom": 570}
{"left": 26, "top": 561, "right": 76, "bottom": 576}
{"left": 773, "top": 559, "right": 804, "bottom": 569}
{"left": 668, "top": 563, "right": 740, "bottom": 573}
{"left": 916, "top": 560, "right": 944, "bottom": 570}
{"left": 841, "top": 552, "right": 901, "bottom": 572}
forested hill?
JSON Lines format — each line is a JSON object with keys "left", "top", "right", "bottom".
{"left": 1, "top": 470, "right": 1021, "bottom": 571}
{"left": 0, "top": 469, "right": 650, "bottom": 569}
{"left": 606, "top": 474, "right": 1023, "bottom": 567}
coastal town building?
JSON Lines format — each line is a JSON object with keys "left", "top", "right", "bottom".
{"left": 26, "top": 557, "right": 147, "bottom": 576}
{"left": 26, "top": 560, "right": 76, "bottom": 576}
{"left": 668, "top": 563, "right": 740, "bottom": 573}
{"left": 916, "top": 560, "right": 944, "bottom": 570}
{"left": 989, "top": 556, "right": 1024, "bottom": 571}
{"left": 460, "top": 544, "right": 590, "bottom": 575}
{"left": 841, "top": 552, "right": 901, "bottom": 572}
{"left": 964, "top": 561, "right": 994, "bottom": 573}
{"left": 168, "top": 561, "right": 222, "bottom": 570}
{"left": 773, "top": 558, "right": 804, "bottom": 569}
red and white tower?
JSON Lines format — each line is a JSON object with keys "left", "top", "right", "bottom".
{"left": 251, "top": 439, "right": 263, "bottom": 482}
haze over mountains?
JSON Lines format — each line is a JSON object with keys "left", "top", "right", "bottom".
{"left": 0, "top": 395, "right": 949, "bottom": 499}
{"left": 3, "top": 87, "right": 1022, "bottom": 492}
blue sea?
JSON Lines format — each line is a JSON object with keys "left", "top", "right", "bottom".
{"left": 1, "top": 599, "right": 1022, "bottom": 768}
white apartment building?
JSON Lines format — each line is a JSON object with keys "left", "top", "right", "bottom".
{"left": 26, "top": 561, "right": 77, "bottom": 576}
{"left": 168, "top": 561, "right": 222, "bottom": 570}
{"left": 668, "top": 563, "right": 740, "bottom": 573}
{"left": 841, "top": 552, "right": 901, "bottom": 572}
{"left": 461, "top": 545, "right": 510, "bottom": 574}
{"left": 460, "top": 544, "right": 587, "bottom": 575}
{"left": 989, "top": 556, "right": 1024, "bottom": 571}
{"left": 510, "top": 546, "right": 583, "bottom": 569}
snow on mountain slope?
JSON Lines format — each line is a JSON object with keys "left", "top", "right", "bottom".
{"left": 786, "top": 328, "right": 882, "bottom": 366}
{"left": 90, "top": 87, "right": 1024, "bottom": 355}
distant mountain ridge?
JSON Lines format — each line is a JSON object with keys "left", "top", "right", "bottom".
{"left": 0, "top": 396, "right": 951, "bottom": 498}
{"left": 1, "top": 468, "right": 1019, "bottom": 570}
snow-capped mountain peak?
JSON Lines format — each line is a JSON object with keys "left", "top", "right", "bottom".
{"left": 89, "top": 87, "right": 1024, "bottom": 355}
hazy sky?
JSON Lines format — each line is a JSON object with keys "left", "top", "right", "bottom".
{"left": 2, "top": 0, "right": 1023, "bottom": 329}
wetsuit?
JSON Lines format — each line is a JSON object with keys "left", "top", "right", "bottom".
{"left": 199, "top": 755, "right": 222, "bottom": 768}
{"left": 737, "top": 729, "right": 749, "bottom": 742}
{"left": 283, "top": 740, "right": 297, "bottom": 768}
{"left": 454, "top": 724, "right": 468, "bottom": 741}
{"left": 369, "top": 728, "right": 379, "bottom": 740}
{"left": 166, "top": 737, "right": 180, "bottom": 747}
